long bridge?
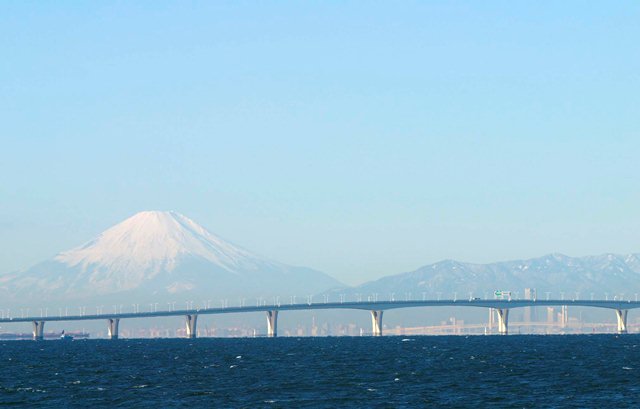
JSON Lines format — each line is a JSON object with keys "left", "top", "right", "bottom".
{"left": 1, "top": 299, "right": 638, "bottom": 340}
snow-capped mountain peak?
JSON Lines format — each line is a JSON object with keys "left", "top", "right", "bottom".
{"left": 2, "top": 211, "right": 342, "bottom": 304}
{"left": 55, "top": 210, "right": 265, "bottom": 276}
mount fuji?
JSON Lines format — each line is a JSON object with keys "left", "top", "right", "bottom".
{"left": 0, "top": 211, "right": 343, "bottom": 305}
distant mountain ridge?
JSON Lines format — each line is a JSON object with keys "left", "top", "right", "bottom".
{"left": 341, "top": 253, "right": 640, "bottom": 299}
{"left": 0, "top": 211, "right": 343, "bottom": 305}
{"left": 2, "top": 212, "right": 638, "bottom": 307}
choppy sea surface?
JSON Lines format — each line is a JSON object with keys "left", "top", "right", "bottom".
{"left": 1, "top": 335, "right": 639, "bottom": 408}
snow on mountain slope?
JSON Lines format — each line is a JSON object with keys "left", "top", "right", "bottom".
{"left": 337, "top": 253, "right": 640, "bottom": 299}
{"left": 53, "top": 211, "right": 276, "bottom": 290}
{"left": 1, "top": 211, "right": 342, "bottom": 304}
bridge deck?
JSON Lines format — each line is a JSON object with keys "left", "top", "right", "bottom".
{"left": 1, "top": 299, "right": 638, "bottom": 324}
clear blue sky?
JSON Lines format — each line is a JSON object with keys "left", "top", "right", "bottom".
{"left": 1, "top": 2, "right": 639, "bottom": 285}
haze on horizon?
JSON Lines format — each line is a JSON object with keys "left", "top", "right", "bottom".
{"left": 1, "top": 2, "right": 639, "bottom": 286}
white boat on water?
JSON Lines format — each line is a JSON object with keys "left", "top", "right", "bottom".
{"left": 60, "top": 330, "right": 74, "bottom": 341}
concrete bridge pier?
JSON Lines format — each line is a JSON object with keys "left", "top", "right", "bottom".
{"left": 32, "top": 321, "right": 45, "bottom": 341}
{"left": 185, "top": 314, "right": 198, "bottom": 339}
{"left": 371, "top": 310, "right": 383, "bottom": 336}
{"left": 616, "top": 309, "right": 628, "bottom": 334}
{"left": 496, "top": 309, "right": 509, "bottom": 335}
{"left": 107, "top": 318, "right": 120, "bottom": 339}
{"left": 266, "top": 310, "right": 278, "bottom": 337}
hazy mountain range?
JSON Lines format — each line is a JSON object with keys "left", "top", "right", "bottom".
{"left": 1, "top": 211, "right": 639, "bottom": 308}
{"left": 338, "top": 253, "right": 640, "bottom": 300}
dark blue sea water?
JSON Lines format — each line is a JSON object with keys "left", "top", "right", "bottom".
{"left": 1, "top": 335, "right": 638, "bottom": 408}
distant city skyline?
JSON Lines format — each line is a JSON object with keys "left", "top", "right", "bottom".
{"left": 1, "top": 2, "right": 639, "bottom": 285}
